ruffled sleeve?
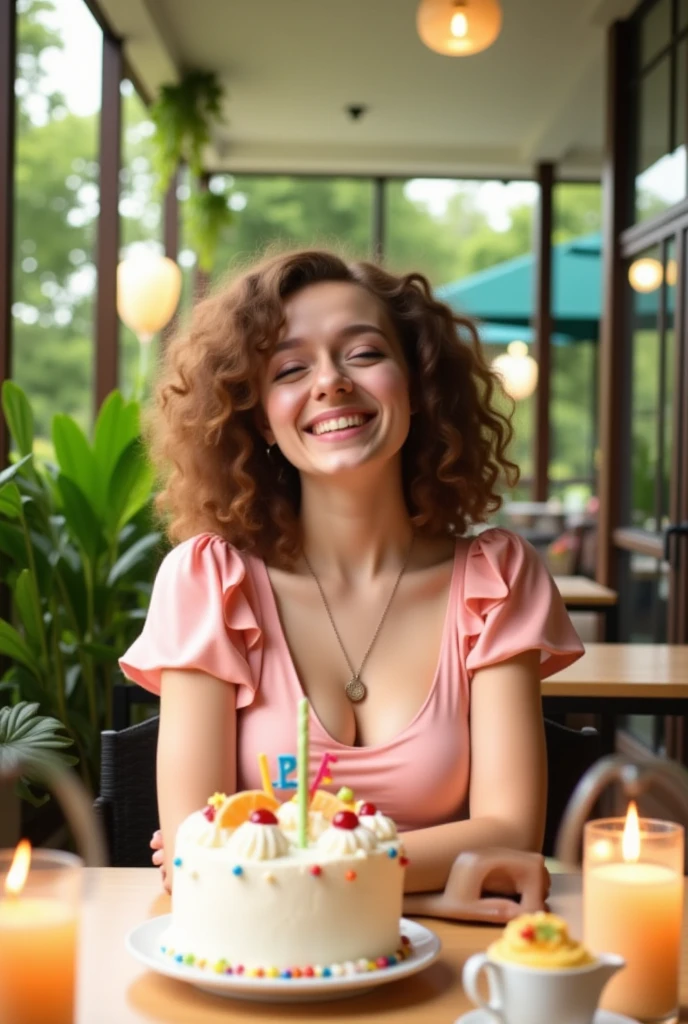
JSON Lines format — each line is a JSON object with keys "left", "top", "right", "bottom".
{"left": 119, "top": 533, "right": 263, "bottom": 709}
{"left": 463, "top": 528, "right": 584, "bottom": 680}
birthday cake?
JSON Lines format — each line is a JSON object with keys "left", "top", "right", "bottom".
{"left": 160, "top": 703, "right": 409, "bottom": 979}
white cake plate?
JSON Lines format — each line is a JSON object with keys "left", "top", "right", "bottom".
{"left": 126, "top": 915, "right": 441, "bottom": 1003}
{"left": 455, "top": 1011, "right": 639, "bottom": 1024}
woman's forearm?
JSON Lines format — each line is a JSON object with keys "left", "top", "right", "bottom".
{"left": 400, "top": 815, "right": 537, "bottom": 894}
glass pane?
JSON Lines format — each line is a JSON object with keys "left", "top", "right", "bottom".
{"left": 385, "top": 178, "right": 538, "bottom": 488}
{"left": 635, "top": 58, "right": 679, "bottom": 221}
{"left": 663, "top": 240, "right": 676, "bottom": 526}
{"left": 640, "top": 0, "right": 671, "bottom": 66}
{"left": 12, "top": 0, "right": 102, "bottom": 441}
{"left": 119, "top": 80, "right": 164, "bottom": 401}
{"left": 211, "top": 176, "right": 373, "bottom": 278}
{"left": 627, "top": 246, "right": 662, "bottom": 530}
{"left": 675, "top": 39, "right": 687, "bottom": 197}
{"left": 550, "top": 183, "right": 603, "bottom": 514}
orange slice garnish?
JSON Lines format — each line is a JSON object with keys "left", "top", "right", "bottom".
{"left": 216, "top": 790, "right": 281, "bottom": 829}
{"left": 309, "top": 789, "right": 349, "bottom": 821}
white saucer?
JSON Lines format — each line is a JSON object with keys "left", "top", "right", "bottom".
{"left": 126, "top": 915, "right": 441, "bottom": 1003}
{"left": 455, "top": 1010, "right": 639, "bottom": 1024}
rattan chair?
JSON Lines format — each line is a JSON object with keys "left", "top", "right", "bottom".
{"left": 94, "top": 714, "right": 600, "bottom": 865}
{"left": 94, "top": 716, "right": 160, "bottom": 867}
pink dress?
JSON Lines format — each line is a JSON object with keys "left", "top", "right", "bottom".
{"left": 119, "top": 528, "right": 583, "bottom": 832}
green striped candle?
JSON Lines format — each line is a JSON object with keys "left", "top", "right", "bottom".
{"left": 297, "top": 697, "right": 309, "bottom": 848}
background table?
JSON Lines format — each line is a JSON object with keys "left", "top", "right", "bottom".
{"left": 76, "top": 868, "right": 688, "bottom": 1023}
{"left": 553, "top": 575, "right": 619, "bottom": 640}
{"left": 543, "top": 642, "right": 688, "bottom": 752}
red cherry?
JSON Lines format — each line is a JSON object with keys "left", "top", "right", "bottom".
{"left": 309, "top": 865, "right": 322, "bottom": 877}
{"left": 520, "top": 926, "right": 536, "bottom": 941}
{"left": 332, "top": 810, "right": 359, "bottom": 830}
{"left": 359, "top": 802, "right": 377, "bottom": 817}
{"left": 249, "top": 809, "right": 278, "bottom": 825}
{"left": 202, "top": 805, "right": 216, "bottom": 822}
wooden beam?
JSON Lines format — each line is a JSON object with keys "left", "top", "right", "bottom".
{"left": 596, "top": 20, "right": 632, "bottom": 588}
{"left": 95, "top": 32, "right": 122, "bottom": 413}
{"left": 0, "top": 0, "right": 16, "bottom": 468}
{"left": 533, "top": 161, "right": 554, "bottom": 501}
{"left": 162, "top": 168, "right": 179, "bottom": 346}
{"left": 372, "top": 177, "right": 385, "bottom": 263}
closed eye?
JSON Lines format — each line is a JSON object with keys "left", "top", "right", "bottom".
{"left": 349, "top": 349, "right": 383, "bottom": 360}
{"left": 273, "top": 364, "right": 304, "bottom": 381}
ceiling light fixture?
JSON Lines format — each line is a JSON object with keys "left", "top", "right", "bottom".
{"left": 416, "top": 0, "right": 503, "bottom": 56}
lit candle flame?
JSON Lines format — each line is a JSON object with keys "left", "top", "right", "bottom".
{"left": 5, "top": 839, "right": 32, "bottom": 896}
{"left": 621, "top": 801, "right": 641, "bottom": 863}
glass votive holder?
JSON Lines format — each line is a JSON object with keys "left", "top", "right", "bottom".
{"left": 583, "top": 816, "right": 684, "bottom": 1024}
{"left": 0, "top": 846, "right": 83, "bottom": 1024}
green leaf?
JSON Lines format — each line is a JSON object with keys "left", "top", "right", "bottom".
{"left": 0, "top": 454, "right": 33, "bottom": 490}
{"left": 56, "top": 475, "right": 104, "bottom": 563}
{"left": 0, "top": 702, "right": 77, "bottom": 784}
{"left": 107, "top": 532, "right": 162, "bottom": 586}
{"left": 0, "top": 522, "right": 28, "bottom": 569}
{"left": 52, "top": 414, "right": 102, "bottom": 518}
{"left": 93, "top": 391, "right": 141, "bottom": 485}
{"left": 0, "top": 622, "right": 43, "bottom": 679}
{"left": 1, "top": 382, "right": 34, "bottom": 457}
{"left": 77, "top": 641, "right": 119, "bottom": 661}
{"left": 106, "top": 440, "right": 156, "bottom": 535}
{"left": 0, "top": 482, "right": 22, "bottom": 519}
{"left": 13, "top": 569, "right": 44, "bottom": 648}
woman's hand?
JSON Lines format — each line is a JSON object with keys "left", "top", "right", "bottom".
{"left": 150, "top": 830, "right": 170, "bottom": 892}
{"left": 403, "top": 848, "right": 550, "bottom": 924}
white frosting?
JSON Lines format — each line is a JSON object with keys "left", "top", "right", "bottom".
{"left": 176, "top": 810, "right": 231, "bottom": 848}
{"left": 225, "top": 821, "right": 290, "bottom": 860}
{"left": 277, "top": 800, "right": 329, "bottom": 841}
{"left": 359, "top": 812, "right": 397, "bottom": 841}
{"left": 316, "top": 824, "right": 379, "bottom": 856}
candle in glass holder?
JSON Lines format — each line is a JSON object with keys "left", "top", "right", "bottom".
{"left": 583, "top": 803, "right": 684, "bottom": 1023}
{"left": 0, "top": 840, "right": 82, "bottom": 1024}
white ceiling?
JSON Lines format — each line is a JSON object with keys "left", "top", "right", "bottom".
{"left": 95, "top": 0, "right": 639, "bottom": 179}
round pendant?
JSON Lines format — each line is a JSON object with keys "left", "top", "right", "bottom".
{"left": 345, "top": 677, "right": 367, "bottom": 703}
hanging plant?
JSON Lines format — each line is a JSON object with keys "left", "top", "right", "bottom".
{"left": 150, "top": 70, "right": 225, "bottom": 193}
{"left": 186, "top": 185, "right": 235, "bottom": 273}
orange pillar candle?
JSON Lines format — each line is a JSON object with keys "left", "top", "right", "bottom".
{"left": 0, "top": 842, "right": 82, "bottom": 1024}
{"left": 583, "top": 804, "right": 684, "bottom": 1023}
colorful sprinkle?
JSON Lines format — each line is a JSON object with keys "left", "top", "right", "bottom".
{"left": 308, "top": 864, "right": 322, "bottom": 877}
{"left": 224, "top": 966, "right": 233, "bottom": 975}
{"left": 343, "top": 961, "right": 357, "bottom": 975}
{"left": 208, "top": 791, "right": 227, "bottom": 810}
{"left": 303, "top": 966, "right": 314, "bottom": 977}
{"left": 388, "top": 847, "right": 398, "bottom": 858}
{"left": 356, "top": 958, "right": 369, "bottom": 972}
{"left": 281, "top": 969, "right": 292, "bottom": 979}
{"left": 388, "top": 955, "right": 397, "bottom": 966}
{"left": 314, "top": 965, "right": 324, "bottom": 977}
{"left": 401, "top": 935, "right": 411, "bottom": 946}
{"left": 173, "top": 857, "right": 182, "bottom": 867}
{"left": 367, "top": 960, "right": 377, "bottom": 971}
{"left": 345, "top": 869, "right": 357, "bottom": 881}
{"left": 376, "top": 956, "right": 388, "bottom": 969}
{"left": 336, "top": 786, "right": 355, "bottom": 804}
{"left": 266, "top": 967, "right": 280, "bottom": 978}
{"left": 167, "top": 946, "right": 411, "bottom": 980}
{"left": 191, "top": 870, "right": 199, "bottom": 881}
{"left": 202, "top": 805, "right": 216, "bottom": 822}
{"left": 232, "top": 865, "right": 243, "bottom": 876}
{"left": 183, "top": 954, "right": 195, "bottom": 965}
{"left": 322, "top": 966, "right": 332, "bottom": 977}
{"left": 291, "top": 967, "right": 302, "bottom": 978}
{"left": 263, "top": 871, "right": 276, "bottom": 883}
{"left": 520, "top": 925, "right": 536, "bottom": 941}
{"left": 330, "top": 963, "right": 344, "bottom": 977}
{"left": 213, "top": 960, "right": 226, "bottom": 973}
{"left": 399, "top": 856, "right": 410, "bottom": 867}
{"left": 197, "top": 959, "right": 206, "bottom": 969}
{"left": 235, "top": 965, "right": 244, "bottom": 975}
{"left": 175, "top": 954, "right": 183, "bottom": 963}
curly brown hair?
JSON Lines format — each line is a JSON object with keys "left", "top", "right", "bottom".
{"left": 149, "top": 248, "right": 519, "bottom": 566}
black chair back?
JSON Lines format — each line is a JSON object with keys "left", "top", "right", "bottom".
{"left": 543, "top": 718, "right": 601, "bottom": 856}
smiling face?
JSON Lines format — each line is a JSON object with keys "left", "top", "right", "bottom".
{"left": 259, "top": 281, "right": 411, "bottom": 480}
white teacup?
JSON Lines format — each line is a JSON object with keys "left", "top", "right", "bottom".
{"left": 462, "top": 950, "right": 624, "bottom": 1024}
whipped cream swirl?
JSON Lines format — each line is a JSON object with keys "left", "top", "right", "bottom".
{"left": 316, "top": 824, "right": 379, "bottom": 856}
{"left": 225, "top": 821, "right": 290, "bottom": 860}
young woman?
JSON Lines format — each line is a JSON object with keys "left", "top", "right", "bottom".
{"left": 120, "top": 249, "right": 583, "bottom": 913}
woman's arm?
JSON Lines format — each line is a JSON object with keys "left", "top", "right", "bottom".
{"left": 401, "top": 649, "right": 546, "bottom": 897}
{"left": 157, "top": 667, "right": 237, "bottom": 883}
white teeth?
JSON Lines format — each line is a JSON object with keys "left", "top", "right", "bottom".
{"left": 311, "top": 414, "right": 369, "bottom": 436}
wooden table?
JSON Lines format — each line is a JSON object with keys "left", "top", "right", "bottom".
{"left": 76, "top": 868, "right": 688, "bottom": 1023}
{"left": 543, "top": 642, "right": 688, "bottom": 752}
{"left": 553, "top": 575, "right": 619, "bottom": 640}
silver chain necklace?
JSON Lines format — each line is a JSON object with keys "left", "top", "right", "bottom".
{"left": 302, "top": 539, "right": 414, "bottom": 703}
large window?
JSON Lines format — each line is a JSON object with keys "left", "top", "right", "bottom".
{"left": 12, "top": 0, "right": 102, "bottom": 440}
{"left": 632, "top": 0, "right": 688, "bottom": 221}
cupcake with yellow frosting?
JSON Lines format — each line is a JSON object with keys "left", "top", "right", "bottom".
{"left": 488, "top": 912, "right": 594, "bottom": 970}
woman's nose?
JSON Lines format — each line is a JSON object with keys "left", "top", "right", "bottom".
{"left": 312, "top": 360, "right": 353, "bottom": 399}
